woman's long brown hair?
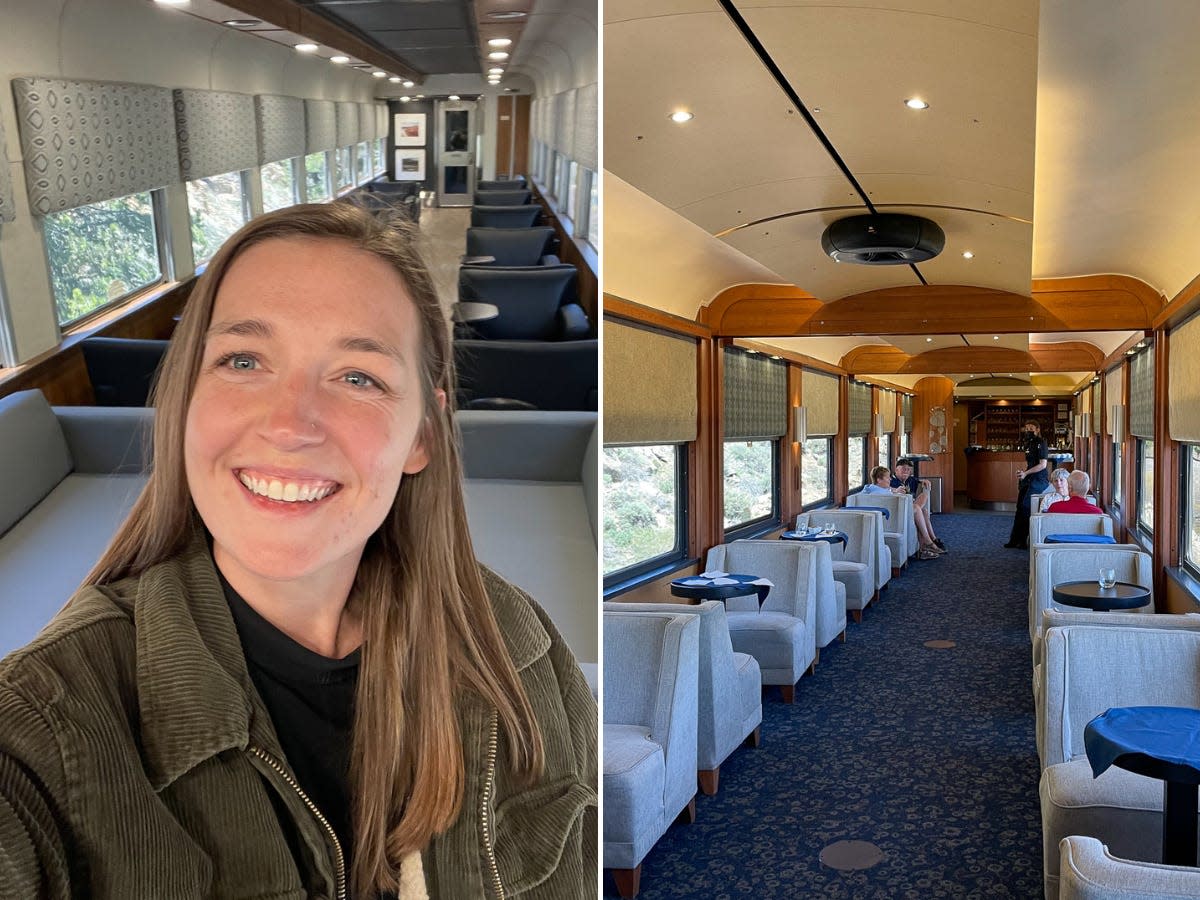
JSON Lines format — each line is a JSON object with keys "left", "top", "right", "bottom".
{"left": 84, "top": 202, "right": 544, "bottom": 894}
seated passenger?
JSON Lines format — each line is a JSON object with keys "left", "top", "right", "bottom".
{"left": 861, "top": 465, "right": 894, "bottom": 494}
{"left": 892, "top": 458, "right": 946, "bottom": 556}
{"left": 1038, "top": 467, "right": 1071, "bottom": 512}
{"left": 1047, "top": 470, "right": 1103, "bottom": 514}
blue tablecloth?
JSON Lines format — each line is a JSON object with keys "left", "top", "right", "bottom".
{"left": 851, "top": 505, "right": 890, "bottom": 520}
{"left": 1045, "top": 533, "right": 1117, "bottom": 544}
{"left": 780, "top": 529, "right": 848, "bottom": 546}
{"left": 1085, "top": 706, "right": 1200, "bottom": 779}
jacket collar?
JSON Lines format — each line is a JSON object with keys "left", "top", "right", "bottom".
{"left": 478, "top": 566, "right": 551, "bottom": 672}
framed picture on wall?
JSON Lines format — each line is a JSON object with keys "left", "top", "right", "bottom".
{"left": 393, "top": 113, "right": 426, "bottom": 147}
{"left": 394, "top": 149, "right": 425, "bottom": 181}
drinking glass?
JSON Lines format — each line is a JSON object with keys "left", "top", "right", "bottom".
{"left": 824, "top": 522, "right": 835, "bottom": 534}
{"left": 1098, "top": 568, "right": 1117, "bottom": 590}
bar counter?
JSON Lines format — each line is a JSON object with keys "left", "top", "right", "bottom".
{"left": 964, "top": 449, "right": 1075, "bottom": 510}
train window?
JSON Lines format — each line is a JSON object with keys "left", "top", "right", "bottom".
{"left": 801, "top": 437, "right": 833, "bottom": 508}
{"left": 901, "top": 430, "right": 911, "bottom": 457}
{"left": 305, "top": 152, "right": 332, "bottom": 202}
{"left": 373, "top": 138, "right": 386, "bottom": 177}
{"left": 847, "top": 436, "right": 867, "bottom": 490}
{"left": 602, "top": 444, "right": 687, "bottom": 582}
{"left": 355, "top": 142, "right": 371, "bottom": 185}
{"left": 565, "top": 161, "right": 579, "bottom": 223}
{"left": 586, "top": 169, "right": 599, "bottom": 248}
{"left": 1112, "top": 443, "right": 1123, "bottom": 508}
{"left": 1184, "top": 446, "right": 1200, "bottom": 576}
{"left": 1137, "top": 439, "right": 1154, "bottom": 533}
{"left": 43, "top": 190, "right": 163, "bottom": 327}
{"left": 723, "top": 440, "right": 778, "bottom": 533}
{"left": 187, "top": 171, "right": 250, "bottom": 267}
{"left": 261, "top": 159, "right": 300, "bottom": 213}
{"left": 334, "top": 147, "right": 354, "bottom": 194}
{"left": 547, "top": 153, "right": 559, "bottom": 198}
{"left": 879, "top": 434, "right": 892, "bottom": 470}
{"left": 555, "top": 155, "right": 570, "bottom": 203}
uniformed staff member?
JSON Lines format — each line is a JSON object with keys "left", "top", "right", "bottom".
{"left": 1005, "top": 421, "right": 1049, "bottom": 549}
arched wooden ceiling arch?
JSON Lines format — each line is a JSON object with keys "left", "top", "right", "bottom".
{"left": 838, "top": 341, "right": 1104, "bottom": 376}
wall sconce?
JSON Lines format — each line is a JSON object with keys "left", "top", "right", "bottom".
{"left": 1110, "top": 406, "right": 1125, "bottom": 444}
{"left": 792, "top": 406, "right": 807, "bottom": 444}
{"left": 872, "top": 413, "right": 885, "bottom": 437}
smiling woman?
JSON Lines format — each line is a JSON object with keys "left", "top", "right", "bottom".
{"left": 0, "top": 203, "right": 597, "bottom": 899}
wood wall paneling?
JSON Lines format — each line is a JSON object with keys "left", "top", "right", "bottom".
{"left": 512, "top": 95, "right": 530, "bottom": 177}
{"left": 604, "top": 294, "right": 712, "bottom": 338}
{"left": 910, "top": 377, "right": 957, "bottom": 502}
{"left": 529, "top": 182, "right": 597, "bottom": 331}
{"left": 496, "top": 95, "right": 514, "bottom": 177}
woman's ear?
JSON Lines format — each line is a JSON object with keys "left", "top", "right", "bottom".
{"left": 402, "top": 389, "right": 448, "bottom": 474}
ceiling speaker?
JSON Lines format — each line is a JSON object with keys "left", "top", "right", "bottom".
{"left": 821, "top": 213, "right": 946, "bottom": 265}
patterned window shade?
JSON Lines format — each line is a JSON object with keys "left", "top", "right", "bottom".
{"left": 803, "top": 369, "right": 839, "bottom": 437}
{"left": 335, "top": 102, "right": 358, "bottom": 147}
{"left": 1091, "top": 382, "right": 1102, "bottom": 434}
{"left": 723, "top": 348, "right": 787, "bottom": 440}
{"left": 901, "top": 394, "right": 913, "bottom": 428}
{"left": 575, "top": 83, "right": 597, "bottom": 171}
{"left": 174, "top": 89, "right": 257, "bottom": 182}
{"left": 305, "top": 100, "right": 336, "bottom": 153}
{"left": 12, "top": 77, "right": 177, "bottom": 215}
{"left": 375, "top": 104, "right": 388, "bottom": 143}
{"left": 878, "top": 390, "right": 897, "bottom": 432}
{"left": 357, "top": 102, "right": 375, "bottom": 142}
{"left": 0, "top": 112, "right": 14, "bottom": 223}
{"left": 1170, "top": 313, "right": 1200, "bottom": 442}
{"left": 847, "top": 381, "right": 872, "bottom": 436}
{"left": 605, "top": 319, "right": 697, "bottom": 445}
{"left": 529, "top": 98, "right": 541, "bottom": 144}
{"left": 1104, "top": 366, "right": 1125, "bottom": 434}
{"left": 1078, "top": 387, "right": 1091, "bottom": 415}
{"left": 549, "top": 94, "right": 563, "bottom": 150}
{"left": 556, "top": 90, "right": 576, "bottom": 158}
{"left": 1128, "top": 345, "right": 1154, "bottom": 439}
{"left": 255, "top": 95, "right": 305, "bottom": 165}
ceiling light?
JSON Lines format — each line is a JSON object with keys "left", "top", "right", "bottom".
{"left": 295, "top": 43, "right": 319, "bottom": 53}
{"left": 962, "top": 250, "right": 974, "bottom": 259}
{"left": 223, "top": 19, "right": 260, "bottom": 27}
{"left": 331, "top": 56, "right": 350, "bottom": 64}
{"left": 389, "top": 76, "right": 401, "bottom": 83}
{"left": 488, "top": 10, "right": 528, "bottom": 19}
{"left": 449, "top": 94, "right": 460, "bottom": 101}
{"left": 488, "top": 38, "right": 513, "bottom": 47}
{"left": 488, "top": 67, "right": 504, "bottom": 74}
{"left": 372, "top": 71, "right": 387, "bottom": 78}
{"left": 670, "top": 110, "right": 694, "bottom": 123}
{"left": 400, "top": 96, "right": 411, "bottom": 102}
{"left": 488, "top": 78, "right": 501, "bottom": 83}
{"left": 993, "top": 335, "right": 999, "bottom": 340}
{"left": 154, "top": 0, "right": 189, "bottom": 5}
{"left": 904, "top": 97, "right": 930, "bottom": 110}
{"left": 403, "top": 80, "right": 415, "bottom": 88}
{"left": 415, "top": 94, "right": 424, "bottom": 99}
{"left": 925, "top": 337, "right": 933, "bottom": 343}
{"left": 488, "top": 51, "right": 510, "bottom": 60}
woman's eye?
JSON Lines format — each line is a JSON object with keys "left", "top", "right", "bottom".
{"left": 344, "top": 371, "right": 378, "bottom": 389}
{"left": 217, "top": 353, "right": 257, "bottom": 371}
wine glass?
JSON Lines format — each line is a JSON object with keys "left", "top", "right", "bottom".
{"left": 1098, "top": 568, "right": 1117, "bottom": 590}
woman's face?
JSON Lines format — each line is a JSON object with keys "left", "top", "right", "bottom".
{"left": 1054, "top": 475, "right": 1068, "bottom": 494}
{"left": 184, "top": 237, "right": 434, "bottom": 589}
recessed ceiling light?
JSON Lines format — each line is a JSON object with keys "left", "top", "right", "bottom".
{"left": 389, "top": 76, "right": 401, "bottom": 83}
{"left": 223, "top": 19, "right": 260, "bottom": 27}
{"left": 399, "top": 96, "right": 411, "bottom": 102}
{"left": 925, "top": 337, "right": 933, "bottom": 343}
{"left": 372, "top": 71, "right": 387, "bottom": 78}
{"left": 449, "top": 94, "right": 460, "bottom": 101}
{"left": 295, "top": 43, "right": 319, "bottom": 53}
{"left": 331, "top": 56, "right": 350, "bottom": 64}
{"left": 993, "top": 335, "right": 999, "bottom": 340}
{"left": 488, "top": 10, "right": 528, "bottom": 19}
{"left": 962, "top": 250, "right": 974, "bottom": 259}
{"left": 904, "top": 97, "right": 930, "bottom": 110}
{"left": 403, "top": 81, "right": 415, "bottom": 88}
{"left": 488, "top": 67, "right": 504, "bottom": 74}
{"left": 488, "top": 51, "right": 510, "bottom": 60}
{"left": 488, "top": 38, "right": 513, "bottom": 47}
{"left": 415, "top": 94, "right": 425, "bottom": 99}
{"left": 670, "top": 110, "right": 694, "bottom": 123}
{"left": 488, "top": 78, "right": 501, "bottom": 83}
{"left": 154, "top": 0, "right": 189, "bottom": 5}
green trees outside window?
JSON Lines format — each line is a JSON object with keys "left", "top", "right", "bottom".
{"left": 261, "top": 159, "right": 297, "bottom": 213}
{"left": 187, "top": 171, "right": 248, "bottom": 266}
{"left": 603, "top": 445, "right": 681, "bottom": 575}
{"left": 723, "top": 440, "right": 774, "bottom": 530}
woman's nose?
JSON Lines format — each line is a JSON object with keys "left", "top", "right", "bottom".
{"left": 258, "top": 377, "right": 325, "bottom": 447}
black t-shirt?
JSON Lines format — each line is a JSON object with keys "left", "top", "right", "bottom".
{"left": 219, "top": 572, "right": 360, "bottom": 876}
{"left": 1024, "top": 435, "right": 1049, "bottom": 469}
{"left": 890, "top": 474, "right": 918, "bottom": 494}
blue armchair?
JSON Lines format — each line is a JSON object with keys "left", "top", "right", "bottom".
{"left": 603, "top": 611, "right": 699, "bottom": 899}
{"left": 605, "top": 601, "right": 762, "bottom": 795}
{"left": 1059, "top": 836, "right": 1200, "bottom": 899}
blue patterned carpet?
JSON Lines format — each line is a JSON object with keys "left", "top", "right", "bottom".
{"left": 605, "top": 512, "right": 1043, "bottom": 898}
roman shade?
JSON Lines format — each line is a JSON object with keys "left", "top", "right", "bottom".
{"left": 556, "top": 89, "right": 576, "bottom": 158}
{"left": 335, "top": 101, "right": 358, "bottom": 147}
{"left": 878, "top": 389, "right": 897, "bottom": 432}
{"left": 305, "top": 100, "right": 336, "bottom": 153}
{"left": 0, "top": 113, "right": 14, "bottom": 223}
{"left": 1128, "top": 345, "right": 1154, "bottom": 439}
{"left": 375, "top": 104, "right": 388, "bottom": 143}
{"left": 174, "top": 89, "right": 257, "bottom": 181}
{"left": 358, "top": 102, "right": 376, "bottom": 142}
{"left": 901, "top": 394, "right": 914, "bottom": 428}
{"left": 575, "top": 82, "right": 598, "bottom": 171}
{"left": 847, "top": 381, "right": 872, "bottom": 436}
{"left": 605, "top": 319, "right": 697, "bottom": 445}
{"left": 803, "top": 370, "right": 839, "bottom": 438}
{"left": 1170, "top": 312, "right": 1200, "bottom": 442}
{"left": 1077, "top": 387, "right": 1090, "bottom": 415}
{"left": 12, "top": 77, "right": 176, "bottom": 215}
{"left": 1092, "top": 382, "right": 1102, "bottom": 434}
{"left": 254, "top": 95, "right": 305, "bottom": 166}
{"left": 723, "top": 348, "right": 787, "bottom": 440}
{"left": 1104, "top": 366, "right": 1125, "bottom": 434}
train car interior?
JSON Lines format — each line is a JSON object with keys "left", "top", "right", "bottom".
{"left": 602, "top": 1, "right": 1200, "bottom": 897}
{"left": 0, "top": 0, "right": 597, "bottom": 683}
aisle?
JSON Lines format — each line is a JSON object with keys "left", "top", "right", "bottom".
{"left": 606, "top": 512, "right": 1043, "bottom": 898}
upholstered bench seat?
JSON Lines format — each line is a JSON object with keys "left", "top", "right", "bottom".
{"left": 604, "top": 723, "right": 666, "bottom": 860}
{"left": 726, "top": 611, "right": 806, "bottom": 682}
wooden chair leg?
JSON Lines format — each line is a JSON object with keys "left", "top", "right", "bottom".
{"left": 814, "top": 647, "right": 821, "bottom": 665}
{"left": 745, "top": 725, "right": 762, "bottom": 748}
{"left": 698, "top": 768, "right": 719, "bottom": 795}
{"left": 851, "top": 609, "right": 863, "bottom": 624}
{"left": 611, "top": 866, "right": 642, "bottom": 899}
{"left": 675, "top": 796, "right": 697, "bottom": 825}
{"left": 806, "top": 660, "right": 816, "bottom": 677}
{"left": 892, "top": 566, "right": 901, "bottom": 577}
{"left": 839, "top": 628, "right": 847, "bottom": 642}
{"left": 780, "top": 683, "right": 796, "bottom": 704}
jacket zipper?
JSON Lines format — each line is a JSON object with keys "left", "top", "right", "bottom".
{"left": 250, "top": 745, "right": 347, "bottom": 900}
{"left": 480, "top": 710, "right": 504, "bottom": 900}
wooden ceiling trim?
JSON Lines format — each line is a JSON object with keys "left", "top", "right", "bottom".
{"left": 839, "top": 340, "right": 1103, "bottom": 375}
{"left": 701, "top": 276, "right": 1160, "bottom": 337}
{"left": 1152, "top": 271, "right": 1200, "bottom": 331}
{"left": 1099, "top": 330, "right": 1151, "bottom": 374}
{"left": 730, "top": 338, "right": 846, "bottom": 376}
{"left": 603, "top": 293, "right": 712, "bottom": 339}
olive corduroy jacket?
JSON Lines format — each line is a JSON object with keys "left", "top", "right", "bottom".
{"left": 0, "top": 538, "right": 597, "bottom": 898}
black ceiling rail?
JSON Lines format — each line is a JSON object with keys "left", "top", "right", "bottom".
{"left": 716, "top": 0, "right": 929, "bottom": 287}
